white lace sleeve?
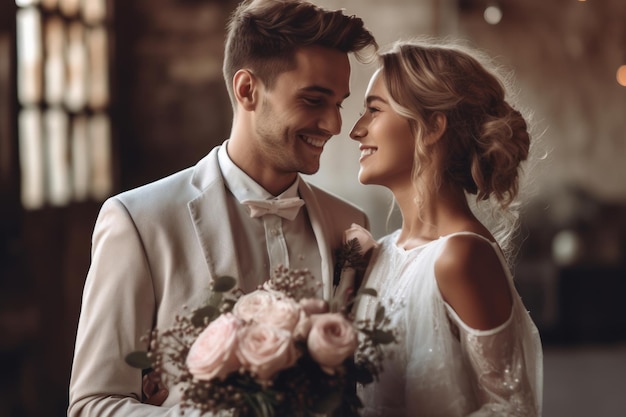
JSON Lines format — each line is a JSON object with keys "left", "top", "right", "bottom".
{"left": 445, "top": 302, "right": 542, "bottom": 417}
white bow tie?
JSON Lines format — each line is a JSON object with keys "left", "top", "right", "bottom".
{"left": 241, "top": 197, "right": 305, "bottom": 221}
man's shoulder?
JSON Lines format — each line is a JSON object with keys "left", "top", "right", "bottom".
{"left": 114, "top": 147, "right": 222, "bottom": 208}
{"left": 116, "top": 166, "right": 196, "bottom": 206}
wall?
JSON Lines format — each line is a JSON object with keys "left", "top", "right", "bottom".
{"left": 113, "top": 0, "right": 238, "bottom": 191}
{"left": 459, "top": 0, "right": 626, "bottom": 202}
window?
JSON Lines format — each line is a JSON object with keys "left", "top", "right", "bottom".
{"left": 16, "top": 0, "right": 112, "bottom": 209}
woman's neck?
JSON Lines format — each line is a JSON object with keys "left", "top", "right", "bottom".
{"left": 392, "top": 183, "right": 476, "bottom": 250}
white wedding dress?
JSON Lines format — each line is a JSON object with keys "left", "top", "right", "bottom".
{"left": 355, "top": 231, "right": 543, "bottom": 417}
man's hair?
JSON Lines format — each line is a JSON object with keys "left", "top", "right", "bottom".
{"left": 223, "top": 0, "right": 377, "bottom": 108}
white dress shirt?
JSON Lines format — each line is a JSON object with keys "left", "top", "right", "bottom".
{"left": 217, "top": 142, "right": 322, "bottom": 293}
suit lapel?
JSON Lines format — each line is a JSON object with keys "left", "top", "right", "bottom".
{"left": 188, "top": 151, "right": 336, "bottom": 299}
{"left": 299, "top": 180, "right": 334, "bottom": 300}
{"left": 188, "top": 148, "right": 242, "bottom": 285}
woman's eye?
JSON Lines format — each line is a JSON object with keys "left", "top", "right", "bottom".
{"left": 368, "top": 107, "right": 380, "bottom": 114}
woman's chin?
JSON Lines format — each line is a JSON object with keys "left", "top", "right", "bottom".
{"left": 358, "top": 172, "right": 376, "bottom": 186}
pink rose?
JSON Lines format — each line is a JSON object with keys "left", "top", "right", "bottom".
{"left": 186, "top": 313, "right": 241, "bottom": 381}
{"left": 233, "top": 290, "right": 275, "bottom": 322}
{"left": 344, "top": 223, "right": 378, "bottom": 255}
{"left": 264, "top": 296, "right": 302, "bottom": 332}
{"left": 307, "top": 313, "right": 358, "bottom": 374}
{"left": 236, "top": 323, "right": 298, "bottom": 381}
{"left": 234, "top": 290, "right": 302, "bottom": 333}
{"left": 293, "top": 299, "right": 328, "bottom": 340}
{"left": 299, "top": 298, "right": 329, "bottom": 316}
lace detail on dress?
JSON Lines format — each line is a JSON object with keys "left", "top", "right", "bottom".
{"left": 448, "top": 309, "right": 539, "bottom": 416}
{"left": 355, "top": 231, "right": 543, "bottom": 417}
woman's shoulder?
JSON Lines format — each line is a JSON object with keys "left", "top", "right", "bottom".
{"left": 438, "top": 231, "right": 498, "bottom": 261}
{"left": 435, "top": 232, "right": 503, "bottom": 290}
{"left": 434, "top": 231, "right": 513, "bottom": 330}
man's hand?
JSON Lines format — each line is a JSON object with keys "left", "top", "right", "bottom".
{"left": 142, "top": 372, "right": 169, "bottom": 406}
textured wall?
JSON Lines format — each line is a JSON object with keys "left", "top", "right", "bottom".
{"left": 458, "top": 0, "right": 626, "bottom": 202}
{"left": 114, "top": 0, "right": 238, "bottom": 190}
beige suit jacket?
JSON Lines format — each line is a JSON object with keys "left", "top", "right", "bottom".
{"left": 68, "top": 146, "right": 369, "bottom": 416}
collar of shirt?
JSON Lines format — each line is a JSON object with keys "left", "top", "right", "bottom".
{"left": 217, "top": 141, "right": 300, "bottom": 202}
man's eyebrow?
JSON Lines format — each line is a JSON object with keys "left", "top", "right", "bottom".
{"left": 301, "top": 85, "right": 351, "bottom": 100}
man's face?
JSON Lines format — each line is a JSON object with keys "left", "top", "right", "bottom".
{"left": 252, "top": 45, "right": 351, "bottom": 176}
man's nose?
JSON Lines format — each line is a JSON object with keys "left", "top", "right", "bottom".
{"left": 320, "top": 106, "right": 342, "bottom": 135}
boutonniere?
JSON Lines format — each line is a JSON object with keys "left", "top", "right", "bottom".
{"left": 331, "top": 223, "right": 379, "bottom": 312}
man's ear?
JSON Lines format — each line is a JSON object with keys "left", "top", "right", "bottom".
{"left": 424, "top": 112, "right": 447, "bottom": 145}
{"left": 233, "top": 69, "right": 258, "bottom": 111}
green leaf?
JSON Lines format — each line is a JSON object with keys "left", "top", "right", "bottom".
{"left": 212, "top": 276, "right": 237, "bottom": 292}
{"left": 375, "top": 305, "right": 385, "bottom": 325}
{"left": 372, "top": 329, "right": 396, "bottom": 345}
{"left": 255, "top": 392, "right": 274, "bottom": 417}
{"left": 207, "top": 291, "right": 223, "bottom": 307}
{"left": 310, "top": 389, "right": 342, "bottom": 413}
{"left": 221, "top": 298, "right": 237, "bottom": 313}
{"left": 191, "top": 305, "right": 220, "bottom": 327}
{"left": 125, "top": 351, "right": 152, "bottom": 370}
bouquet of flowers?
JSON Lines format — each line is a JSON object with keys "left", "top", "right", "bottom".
{"left": 126, "top": 224, "right": 394, "bottom": 417}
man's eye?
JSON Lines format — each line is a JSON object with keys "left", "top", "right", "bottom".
{"left": 303, "top": 97, "right": 322, "bottom": 106}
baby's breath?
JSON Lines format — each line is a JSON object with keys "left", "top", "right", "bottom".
{"left": 126, "top": 265, "right": 395, "bottom": 417}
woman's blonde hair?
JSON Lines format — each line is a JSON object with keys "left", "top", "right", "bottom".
{"left": 380, "top": 37, "right": 532, "bottom": 261}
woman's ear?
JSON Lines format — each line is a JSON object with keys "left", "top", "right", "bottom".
{"left": 424, "top": 112, "right": 447, "bottom": 145}
{"left": 233, "top": 69, "right": 258, "bottom": 111}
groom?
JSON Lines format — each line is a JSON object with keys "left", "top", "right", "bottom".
{"left": 68, "top": 0, "right": 377, "bottom": 415}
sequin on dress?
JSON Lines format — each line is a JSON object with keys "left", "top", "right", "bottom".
{"left": 355, "top": 231, "right": 543, "bottom": 417}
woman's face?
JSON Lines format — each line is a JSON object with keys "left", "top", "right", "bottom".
{"left": 349, "top": 69, "right": 416, "bottom": 189}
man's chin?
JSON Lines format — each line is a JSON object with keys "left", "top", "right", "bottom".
{"left": 299, "top": 165, "right": 320, "bottom": 176}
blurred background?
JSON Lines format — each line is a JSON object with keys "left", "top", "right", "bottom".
{"left": 0, "top": 0, "right": 624, "bottom": 416}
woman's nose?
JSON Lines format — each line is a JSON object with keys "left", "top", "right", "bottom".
{"left": 349, "top": 117, "right": 366, "bottom": 141}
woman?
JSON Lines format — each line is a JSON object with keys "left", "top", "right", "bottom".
{"left": 351, "top": 39, "right": 543, "bottom": 416}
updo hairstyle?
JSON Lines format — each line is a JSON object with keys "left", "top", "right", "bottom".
{"left": 380, "top": 38, "right": 532, "bottom": 258}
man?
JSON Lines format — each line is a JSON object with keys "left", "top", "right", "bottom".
{"left": 68, "top": 0, "right": 377, "bottom": 415}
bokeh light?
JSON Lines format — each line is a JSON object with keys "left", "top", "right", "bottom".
{"left": 617, "top": 64, "right": 626, "bottom": 87}
{"left": 484, "top": 5, "right": 503, "bottom": 25}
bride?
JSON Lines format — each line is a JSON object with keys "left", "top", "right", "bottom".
{"left": 351, "top": 38, "right": 543, "bottom": 416}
